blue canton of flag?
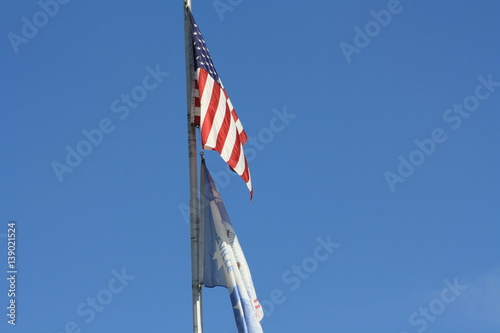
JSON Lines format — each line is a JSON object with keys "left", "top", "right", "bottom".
{"left": 202, "top": 159, "right": 263, "bottom": 333}
{"left": 190, "top": 12, "right": 222, "bottom": 88}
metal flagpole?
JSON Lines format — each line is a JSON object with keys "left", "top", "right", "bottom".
{"left": 184, "top": 0, "right": 203, "bottom": 332}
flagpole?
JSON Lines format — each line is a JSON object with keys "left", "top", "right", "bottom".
{"left": 184, "top": 1, "right": 203, "bottom": 333}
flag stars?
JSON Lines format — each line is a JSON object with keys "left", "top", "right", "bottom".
{"left": 190, "top": 15, "right": 224, "bottom": 84}
{"left": 213, "top": 245, "right": 224, "bottom": 270}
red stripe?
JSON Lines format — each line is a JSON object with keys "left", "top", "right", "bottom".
{"left": 239, "top": 128, "right": 248, "bottom": 145}
{"left": 227, "top": 137, "right": 242, "bottom": 171}
{"left": 241, "top": 156, "right": 250, "bottom": 183}
{"left": 196, "top": 70, "right": 208, "bottom": 102}
{"left": 192, "top": 78, "right": 201, "bottom": 126}
{"left": 194, "top": 70, "right": 207, "bottom": 126}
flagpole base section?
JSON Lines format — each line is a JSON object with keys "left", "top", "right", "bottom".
{"left": 192, "top": 285, "right": 203, "bottom": 333}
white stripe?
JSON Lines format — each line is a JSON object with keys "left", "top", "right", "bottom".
{"left": 234, "top": 117, "right": 244, "bottom": 135}
{"left": 220, "top": 117, "right": 237, "bottom": 162}
{"left": 226, "top": 98, "right": 234, "bottom": 112}
{"left": 199, "top": 71, "right": 215, "bottom": 130}
{"left": 226, "top": 99, "right": 245, "bottom": 138}
{"left": 205, "top": 85, "right": 228, "bottom": 149}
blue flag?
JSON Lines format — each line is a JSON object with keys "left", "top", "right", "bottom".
{"left": 201, "top": 160, "right": 264, "bottom": 333}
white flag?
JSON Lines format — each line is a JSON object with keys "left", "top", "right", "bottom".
{"left": 202, "top": 160, "right": 263, "bottom": 333}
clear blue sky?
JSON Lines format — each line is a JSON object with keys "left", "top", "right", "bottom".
{"left": 1, "top": 1, "right": 499, "bottom": 332}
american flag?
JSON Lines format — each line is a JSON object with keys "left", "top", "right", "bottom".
{"left": 188, "top": 10, "right": 253, "bottom": 197}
